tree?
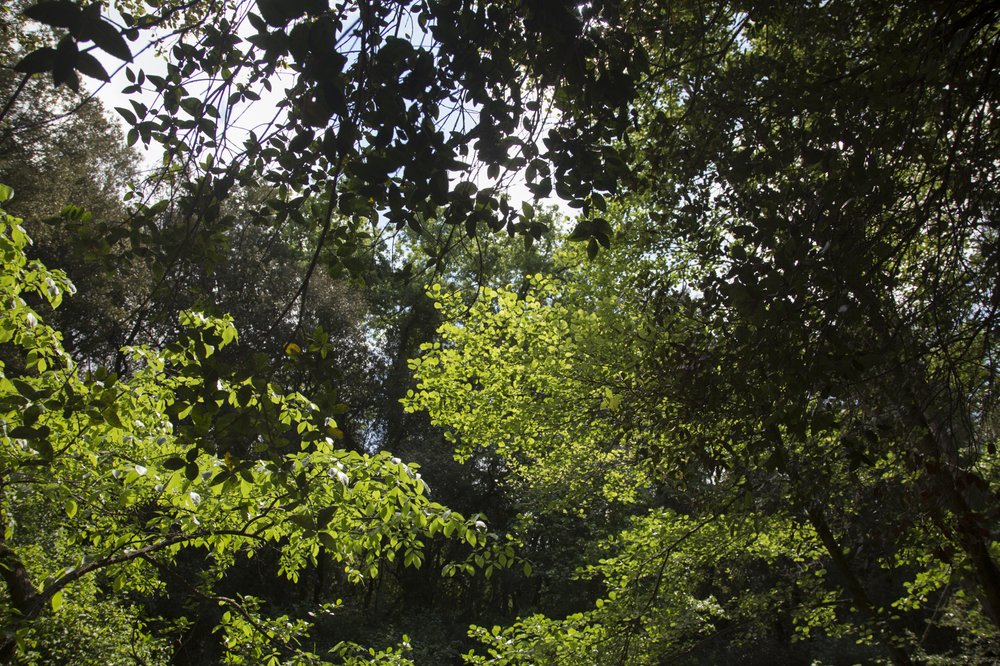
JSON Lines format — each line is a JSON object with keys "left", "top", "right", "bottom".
{"left": 404, "top": 227, "right": 997, "bottom": 663}
{"left": 403, "top": 265, "right": 837, "bottom": 663}
{"left": 617, "top": 1, "right": 1000, "bottom": 656}
{"left": 0, "top": 187, "right": 500, "bottom": 663}
{"left": 1, "top": 2, "right": 148, "bottom": 368}
{"left": 414, "top": 0, "right": 1000, "bottom": 661}
{"left": 7, "top": 0, "right": 1000, "bottom": 662}
{"left": 8, "top": 0, "right": 642, "bottom": 313}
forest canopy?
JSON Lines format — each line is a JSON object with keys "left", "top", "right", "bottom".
{"left": 1, "top": 0, "right": 999, "bottom": 664}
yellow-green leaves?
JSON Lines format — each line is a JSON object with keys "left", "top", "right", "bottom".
{"left": 405, "top": 279, "right": 651, "bottom": 511}
{"left": 0, "top": 190, "right": 493, "bottom": 661}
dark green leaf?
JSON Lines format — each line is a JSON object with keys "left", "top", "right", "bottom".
{"left": 162, "top": 457, "right": 185, "bottom": 471}
{"left": 567, "top": 220, "right": 593, "bottom": 242}
{"left": 23, "top": 1, "right": 81, "bottom": 30}
{"left": 8, "top": 425, "right": 41, "bottom": 439}
{"left": 288, "top": 513, "right": 315, "bottom": 531}
{"left": 74, "top": 52, "right": 109, "bottom": 81}
{"left": 592, "top": 217, "right": 612, "bottom": 239}
{"left": 318, "top": 532, "right": 337, "bottom": 551}
{"left": 317, "top": 505, "right": 337, "bottom": 526}
{"left": 34, "top": 438, "right": 54, "bottom": 460}
{"left": 85, "top": 19, "right": 132, "bottom": 62}
{"left": 256, "top": 0, "right": 289, "bottom": 27}
{"left": 14, "top": 47, "right": 57, "bottom": 75}
{"left": 52, "top": 36, "right": 79, "bottom": 91}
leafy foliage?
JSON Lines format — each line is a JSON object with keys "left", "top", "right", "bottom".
{"left": 406, "top": 232, "right": 999, "bottom": 663}
{"left": 405, "top": 277, "right": 651, "bottom": 510}
{"left": 0, "top": 189, "right": 494, "bottom": 662}
{"left": 4, "top": 0, "right": 1000, "bottom": 662}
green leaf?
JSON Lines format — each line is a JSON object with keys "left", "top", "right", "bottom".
{"left": 50, "top": 590, "right": 64, "bottom": 612}
{"left": 0, "top": 184, "right": 12, "bottom": 202}
{"left": 23, "top": 404, "right": 42, "bottom": 427}
{"left": 430, "top": 171, "right": 448, "bottom": 204}
{"left": 64, "top": 498, "right": 78, "bottom": 519}
{"left": 8, "top": 425, "right": 42, "bottom": 439}
{"left": 52, "top": 48, "right": 80, "bottom": 92}
{"left": 567, "top": 220, "right": 593, "bottom": 242}
{"left": 317, "top": 505, "right": 337, "bottom": 526}
{"left": 162, "top": 457, "right": 185, "bottom": 471}
{"left": 23, "top": 1, "right": 82, "bottom": 30}
{"left": 256, "top": 0, "right": 291, "bottom": 27}
{"left": 288, "top": 513, "right": 315, "bottom": 531}
{"left": 592, "top": 217, "right": 612, "bottom": 239}
{"left": 318, "top": 531, "right": 337, "bottom": 551}
{"left": 14, "top": 47, "right": 57, "bottom": 75}
{"left": 454, "top": 181, "right": 478, "bottom": 198}
{"left": 73, "top": 52, "right": 110, "bottom": 81}
{"left": 84, "top": 18, "right": 132, "bottom": 62}
{"left": 115, "top": 105, "right": 137, "bottom": 124}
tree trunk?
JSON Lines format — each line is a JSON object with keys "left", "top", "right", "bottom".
{"left": 0, "top": 542, "right": 42, "bottom": 663}
{"left": 806, "top": 507, "right": 913, "bottom": 666}
{"left": 904, "top": 374, "right": 1000, "bottom": 629}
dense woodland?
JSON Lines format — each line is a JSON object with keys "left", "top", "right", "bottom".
{"left": 0, "top": 0, "right": 998, "bottom": 663}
